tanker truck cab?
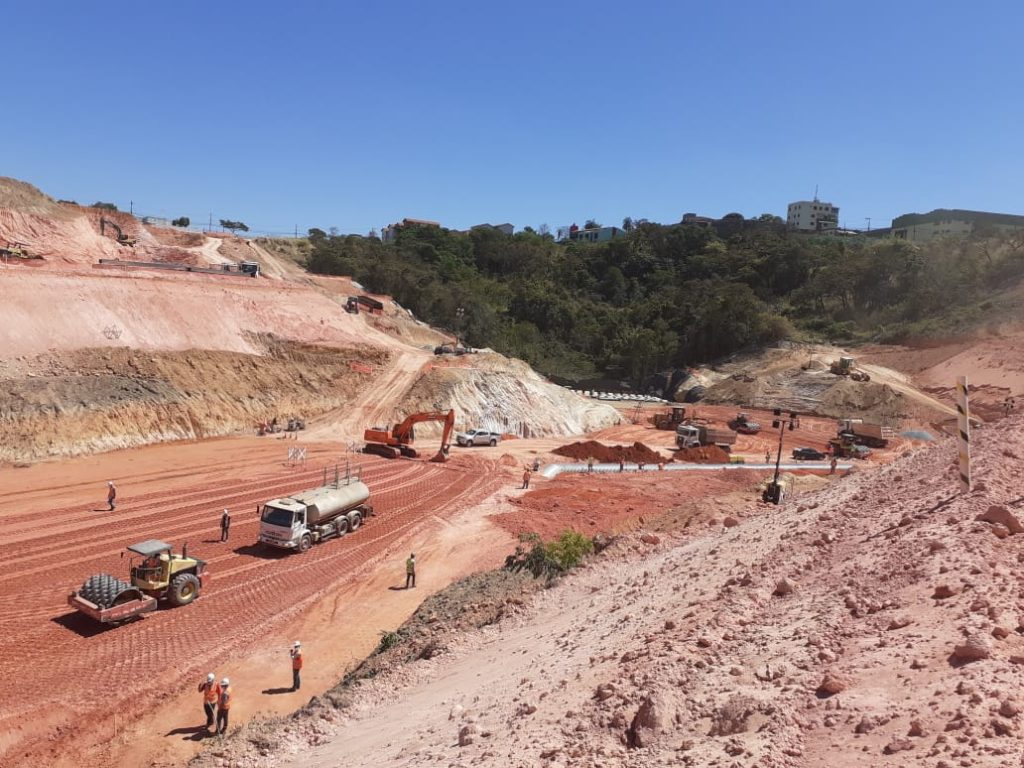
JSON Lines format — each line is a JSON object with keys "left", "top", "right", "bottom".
{"left": 258, "top": 479, "right": 372, "bottom": 553}
{"left": 259, "top": 499, "right": 306, "bottom": 550}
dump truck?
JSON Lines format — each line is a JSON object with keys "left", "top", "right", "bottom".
{"left": 676, "top": 424, "right": 737, "bottom": 450}
{"left": 68, "top": 540, "right": 207, "bottom": 624}
{"left": 836, "top": 418, "right": 890, "bottom": 448}
{"left": 828, "top": 437, "right": 871, "bottom": 459}
{"left": 259, "top": 476, "right": 373, "bottom": 553}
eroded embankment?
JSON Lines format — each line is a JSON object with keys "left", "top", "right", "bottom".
{"left": 0, "top": 337, "right": 390, "bottom": 462}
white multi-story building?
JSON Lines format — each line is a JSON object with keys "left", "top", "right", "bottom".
{"left": 787, "top": 200, "right": 839, "bottom": 233}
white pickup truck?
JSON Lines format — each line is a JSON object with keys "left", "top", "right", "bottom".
{"left": 455, "top": 429, "right": 502, "bottom": 447}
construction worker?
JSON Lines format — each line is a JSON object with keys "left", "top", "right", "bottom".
{"left": 764, "top": 450, "right": 771, "bottom": 465}
{"left": 619, "top": 458, "right": 625, "bottom": 472}
{"left": 106, "top": 481, "right": 117, "bottom": 511}
{"left": 532, "top": 457, "right": 540, "bottom": 472}
{"left": 216, "top": 678, "right": 231, "bottom": 735}
{"left": 521, "top": 467, "right": 531, "bottom": 489}
{"left": 829, "top": 456, "right": 837, "bottom": 475}
{"left": 290, "top": 641, "right": 303, "bottom": 691}
{"left": 197, "top": 672, "right": 220, "bottom": 732}
{"left": 405, "top": 553, "right": 416, "bottom": 589}
{"left": 587, "top": 457, "right": 594, "bottom": 473}
{"left": 220, "top": 509, "right": 231, "bottom": 542}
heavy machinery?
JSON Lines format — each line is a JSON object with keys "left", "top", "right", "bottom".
{"left": 67, "top": 540, "right": 207, "bottom": 624}
{"left": 652, "top": 406, "right": 687, "bottom": 430}
{"left": 0, "top": 240, "right": 40, "bottom": 261}
{"left": 828, "top": 437, "right": 871, "bottom": 459}
{"left": 100, "top": 217, "right": 137, "bottom": 247}
{"left": 363, "top": 409, "right": 455, "bottom": 461}
{"left": 728, "top": 412, "right": 761, "bottom": 434}
{"left": 836, "top": 418, "right": 890, "bottom": 448}
{"left": 676, "top": 423, "right": 737, "bottom": 450}
{"left": 829, "top": 356, "right": 870, "bottom": 381}
{"left": 259, "top": 475, "right": 372, "bottom": 552}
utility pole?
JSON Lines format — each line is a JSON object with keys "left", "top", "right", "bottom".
{"left": 130, "top": 200, "right": 133, "bottom": 216}
{"left": 865, "top": 217, "right": 871, "bottom": 232}
{"left": 208, "top": 212, "right": 213, "bottom": 233}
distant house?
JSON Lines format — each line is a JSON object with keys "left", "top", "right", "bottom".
{"left": 891, "top": 209, "right": 1024, "bottom": 243}
{"left": 380, "top": 218, "right": 441, "bottom": 243}
{"left": 565, "top": 224, "right": 627, "bottom": 244}
{"left": 470, "top": 222, "right": 514, "bottom": 235}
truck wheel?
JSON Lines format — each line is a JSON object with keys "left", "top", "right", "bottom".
{"left": 169, "top": 573, "right": 201, "bottom": 607}
{"left": 348, "top": 512, "right": 362, "bottom": 531}
{"left": 489, "top": 439, "right": 497, "bottom": 446}
{"left": 335, "top": 517, "right": 349, "bottom": 536}
{"left": 298, "top": 534, "right": 312, "bottom": 553}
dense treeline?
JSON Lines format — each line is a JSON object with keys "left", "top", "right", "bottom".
{"left": 304, "top": 221, "right": 1024, "bottom": 383}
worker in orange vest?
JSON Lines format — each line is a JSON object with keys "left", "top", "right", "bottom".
{"left": 197, "top": 672, "right": 221, "bottom": 731}
{"left": 216, "top": 677, "right": 231, "bottom": 735}
{"left": 290, "top": 641, "right": 303, "bottom": 690}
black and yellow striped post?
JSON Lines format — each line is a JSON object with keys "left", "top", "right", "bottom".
{"left": 956, "top": 376, "right": 971, "bottom": 492}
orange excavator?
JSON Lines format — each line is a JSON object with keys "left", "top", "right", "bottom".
{"left": 363, "top": 409, "right": 455, "bottom": 462}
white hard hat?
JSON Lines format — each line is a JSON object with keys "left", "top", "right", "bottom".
{"left": 294, "top": 641, "right": 301, "bottom": 647}
{"left": 221, "top": 677, "right": 229, "bottom": 686}
{"left": 207, "top": 672, "right": 215, "bottom": 682}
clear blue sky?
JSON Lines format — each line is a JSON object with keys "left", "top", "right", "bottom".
{"left": 3, "top": 1, "right": 1022, "bottom": 235}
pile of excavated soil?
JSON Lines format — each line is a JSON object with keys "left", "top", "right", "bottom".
{"left": 673, "top": 444, "right": 731, "bottom": 463}
{"left": 0, "top": 339, "right": 390, "bottom": 462}
{"left": 552, "top": 439, "right": 667, "bottom": 464}
{"left": 401, "top": 356, "right": 620, "bottom": 439}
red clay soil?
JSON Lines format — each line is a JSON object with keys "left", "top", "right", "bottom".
{"left": 0, "top": 453, "right": 503, "bottom": 768}
{"left": 673, "top": 444, "right": 731, "bottom": 463}
{"left": 495, "top": 471, "right": 751, "bottom": 541}
{"left": 552, "top": 439, "right": 668, "bottom": 464}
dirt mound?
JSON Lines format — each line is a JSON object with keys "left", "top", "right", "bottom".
{"left": 552, "top": 439, "right": 666, "bottom": 464}
{"left": 400, "top": 355, "right": 620, "bottom": 439}
{"left": 673, "top": 444, "right": 730, "bottom": 463}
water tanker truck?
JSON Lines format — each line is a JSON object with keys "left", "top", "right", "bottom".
{"left": 259, "top": 477, "right": 373, "bottom": 553}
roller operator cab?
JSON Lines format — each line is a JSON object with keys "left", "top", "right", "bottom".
{"left": 258, "top": 480, "right": 372, "bottom": 553}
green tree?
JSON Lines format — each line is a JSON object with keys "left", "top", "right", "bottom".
{"left": 171, "top": 216, "right": 190, "bottom": 227}
{"left": 91, "top": 202, "right": 118, "bottom": 211}
{"left": 220, "top": 219, "right": 250, "bottom": 234}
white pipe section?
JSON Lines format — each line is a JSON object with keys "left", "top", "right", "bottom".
{"left": 540, "top": 462, "right": 852, "bottom": 479}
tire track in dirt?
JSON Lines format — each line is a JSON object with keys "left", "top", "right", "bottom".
{"left": 0, "top": 458, "right": 502, "bottom": 767}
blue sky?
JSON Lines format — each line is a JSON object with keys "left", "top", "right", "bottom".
{"left": 3, "top": 1, "right": 1022, "bottom": 235}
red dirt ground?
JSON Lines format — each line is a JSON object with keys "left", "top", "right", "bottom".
{"left": 493, "top": 471, "right": 753, "bottom": 541}
{"left": 0, "top": 439, "right": 505, "bottom": 768}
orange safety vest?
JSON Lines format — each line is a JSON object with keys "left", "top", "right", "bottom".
{"left": 200, "top": 681, "right": 221, "bottom": 703}
{"left": 291, "top": 650, "right": 303, "bottom": 670}
{"left": 219, "top": 686, "right": 231, "bottom": 710}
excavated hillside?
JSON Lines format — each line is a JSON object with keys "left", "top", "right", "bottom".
{"left": 0, "top": 176, "right": 620, "bottom": 461}
{"left": 190, "top": 414, "right": 1024, "bottom": 768}
{"left": 0, "top": 338, "right": 389, "bottom": 462}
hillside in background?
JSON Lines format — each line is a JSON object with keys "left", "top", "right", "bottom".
{"left": 293, "top": 220, "right": 1024, "bottom": 384}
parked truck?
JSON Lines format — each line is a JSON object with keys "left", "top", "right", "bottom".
{"left": 836, "top": 419, "right": 890, "bottom": 448}
{"left": 676, "top": 424, "right": 737, "bottom": 450}
{"left": 258, "top": 477, "right": 373, "bottom": 553}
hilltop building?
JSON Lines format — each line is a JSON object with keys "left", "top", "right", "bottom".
{"left": 787, "top": 199, "right": 839, "bottom": 233}
{"left": 561, "top": 223, "right": 627, "bottom": 243}
{"left": 380, "top": 218, "right": 440, "bottom": 243}
{"left": 470, "top": 223, "right": 514, "bottom": 235}
{"left": 891, "top": 209, "right": 1024, "bottom": 243}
